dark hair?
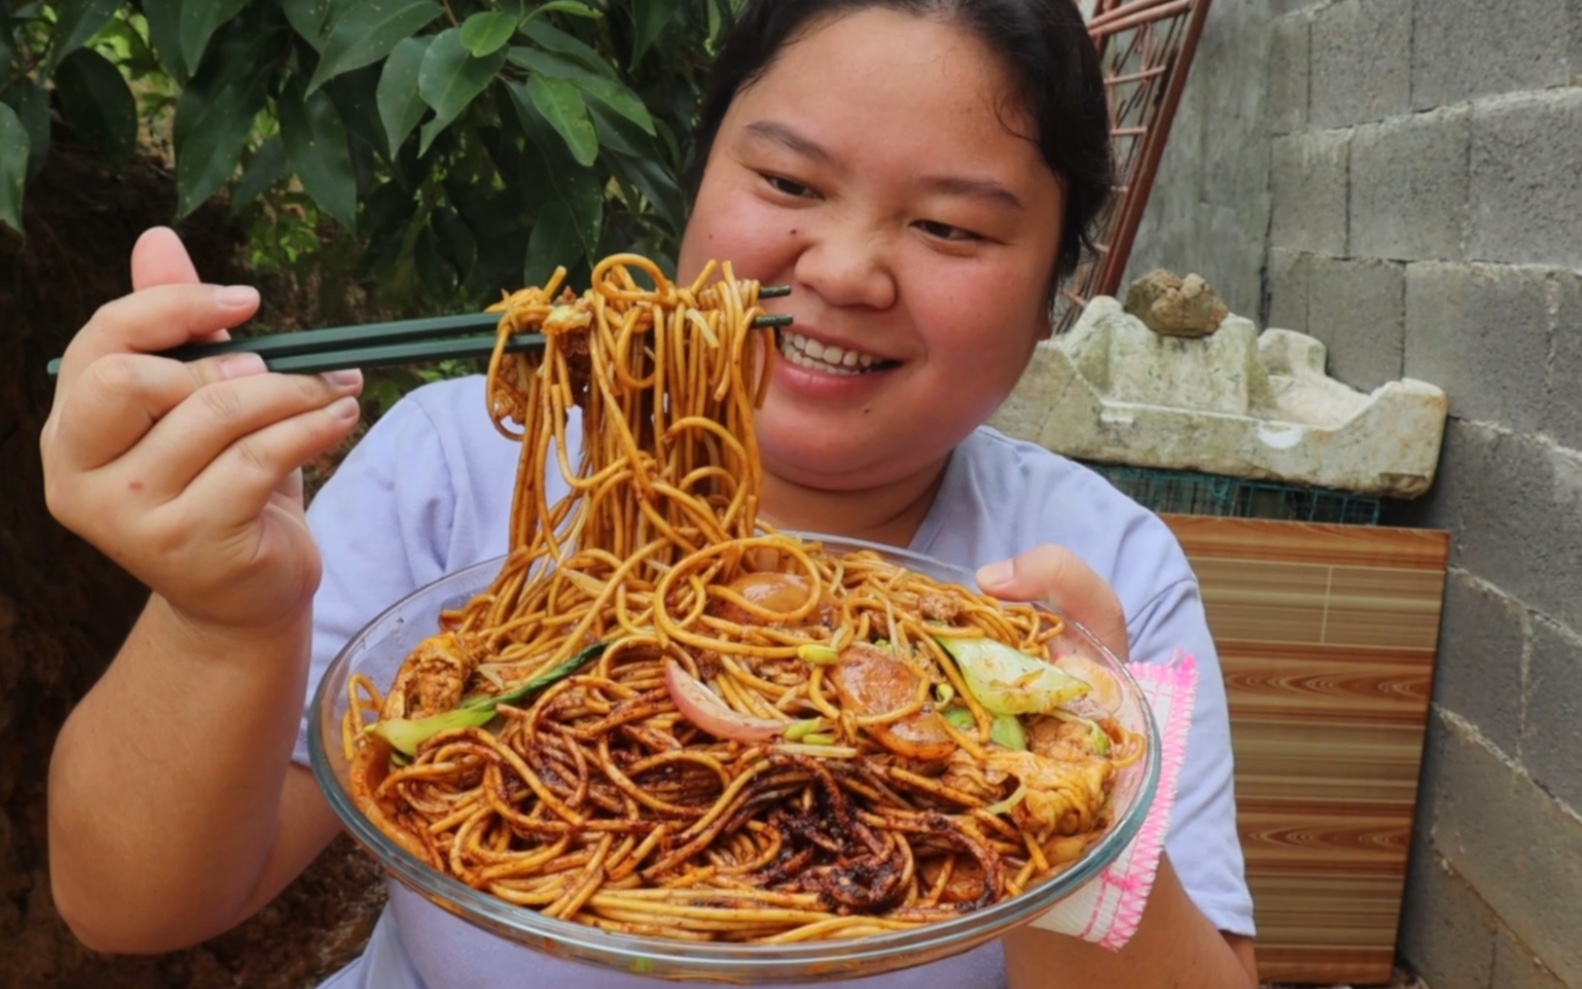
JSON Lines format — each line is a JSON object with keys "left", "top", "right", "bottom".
{"left": 686, "top": 0, "right": 1115, "bottom": 288}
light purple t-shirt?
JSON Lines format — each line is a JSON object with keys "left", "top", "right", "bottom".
{"left": 296, "top": 376, "right": 1254, "bottom": 989}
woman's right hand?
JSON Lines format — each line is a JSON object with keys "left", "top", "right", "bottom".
{"left": 40, "top": 227, "right": 365, "bottom": 633}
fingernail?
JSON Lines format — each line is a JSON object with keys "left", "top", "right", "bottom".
{"left": 328, "top": 396, "right": 361, "bottom": 421}
{"left": 321, "top": 368, "right": 363, "bottom": 390}
{"left": 215, "top": 285, "right": 259, "bottom": 308}
{"left": 214, "top": 352, "right": 267, "bottom": 378}
{"left": 976, "top": 559, "right": 1014, "bottom": 590}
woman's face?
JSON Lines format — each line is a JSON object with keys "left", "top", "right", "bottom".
{"left": 678, "top": 8, "right": 1066, "bottom": 496}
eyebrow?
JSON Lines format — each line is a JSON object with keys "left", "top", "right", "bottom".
{"left": 741, "top": 120, "right": 1025, "bottom": 212}
{"left": 918, "top": 175, "right": 1026, "bottom": 212}
{"left": 742, "top": 120, "right": 835, "bottom": 166}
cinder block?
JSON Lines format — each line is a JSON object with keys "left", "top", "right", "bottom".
{"left": 1573, "top": 0, "right": 1582, "bottom": 85}
{"left": 1264, "top": 247, "right": 1311, "bottom": 333}
{"left": 1307, "top": 255, "right": 1404, "bottom": 390}
{"left": 1412, "top": 0, "right": 1571, "bottom": 110}
{"left": 1545, "top": 270, "right": 1582, "bottom": 452}
{"left": 1523, "top": 616, "right": 1582, "bottom": 809}
{"left": 1349, "top": 108, "right": 1470, "bottom": 262}
{"left": 1429, "top": 716, "right": 1582, "bottom": 987}
{"left": 1403, "top": 262, "right": 1552, "bottom": 433}
{"left": 1493, "top": 929, "right": 1571, "bottom": 989}
{"left": 1408, "top": 421, "right": 1582, "bottom": 633}
{"left": 1268, "top": 13, "right": 1309, "bottom": 134}
{"left": 1470, "top": 90, "right": 1582, "bottom": 269}
{"left": 1399, "top": 834, "right": 1497, "bottom": 989}
{"left": 1270, "top": 131, "right": 1349, "bottom": 255}
{"left": 1309, "top": 0, "right": 1410, "bottom": 127}
{"left": 1432, "top": 571, "right": 1526, "bottom": 757}
{"left": 1194, "top": 2, "right": 1277, "bottom": 211}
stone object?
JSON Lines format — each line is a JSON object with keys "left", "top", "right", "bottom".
{"left": 1124, "top": 270, "right": 1229, "bottom": 337}
{"left": 991, "top": 297, "right": 1448, "bottom": 498}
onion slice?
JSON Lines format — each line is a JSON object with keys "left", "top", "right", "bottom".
{"left": 664, "top": 660, "right": 787, "bottom": 742}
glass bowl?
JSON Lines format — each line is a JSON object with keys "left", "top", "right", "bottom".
{"left": 309, "top": 535, "right": 1161, "bottom": 983}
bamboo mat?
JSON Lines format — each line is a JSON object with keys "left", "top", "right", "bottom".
{"left": 1163, "top": 516, "right": 1448, "bottom": 986}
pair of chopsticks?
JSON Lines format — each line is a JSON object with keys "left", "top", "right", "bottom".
{"left": 44, "top": 286, "right": 792, "bottom": 377}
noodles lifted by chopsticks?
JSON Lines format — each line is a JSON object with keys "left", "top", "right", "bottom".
{"left": 344, "top": 253, "right": 1144, "bottom": 942}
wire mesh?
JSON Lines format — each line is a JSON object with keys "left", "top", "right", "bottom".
{"left": 1083, "top": 462, "right": 1384, "bottom": 525}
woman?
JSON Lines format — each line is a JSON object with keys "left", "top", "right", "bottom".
{"left": 40, "top": 2, "right": 1257, "bottom": 986}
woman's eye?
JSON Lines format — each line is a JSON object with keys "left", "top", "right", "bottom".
{"left": 762, "top": 174, "right": 817, "bottom": 198}
{"left": 916, "top": 220, "right": 982, "bottom": 242}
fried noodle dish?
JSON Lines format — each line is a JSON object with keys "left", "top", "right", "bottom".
{"left": 344, "top": 253, "right": 1145, "bottom": 942}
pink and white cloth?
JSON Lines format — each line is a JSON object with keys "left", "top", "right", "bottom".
{"left": 1030, "top": 651, "right": 1199, "bottom": 950}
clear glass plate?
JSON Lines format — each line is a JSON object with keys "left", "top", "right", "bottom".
{"left": 309, "top": 534, "right": 1161, "bottom": 983}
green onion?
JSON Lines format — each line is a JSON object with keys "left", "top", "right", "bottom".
{"left": 796, "top": 643, "right": 841, "bottom": 665}
{"left": 1053, "top": 710, "right": 1112, "bottom": 756}
{"left": 989, "top": 713, "right": 1028, "bottom": 751}
{"left": 942, "top": 707, "right": 976, "bottom": 731}
{"left": 375, "top": 640, "right": 608, "bottom": 756}
{"left": 784, "top": 718, "right": 826, "bottom": 742}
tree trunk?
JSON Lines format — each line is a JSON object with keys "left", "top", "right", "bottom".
{"left": 0, "top": 137, "right": 383, "bottom": 989}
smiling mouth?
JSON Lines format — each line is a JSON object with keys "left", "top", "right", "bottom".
{"left": 777, "top": 330, "right": 898, "bottom": 376}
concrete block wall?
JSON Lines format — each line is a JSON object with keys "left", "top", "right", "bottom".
{"left": 1123, "top": 2, "right": 1582, "bottom": 986}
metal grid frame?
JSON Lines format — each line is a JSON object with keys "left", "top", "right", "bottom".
{"left": 1059, "top": 0, "right": 1213, "bottom": 332}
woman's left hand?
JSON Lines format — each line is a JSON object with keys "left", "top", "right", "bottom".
{"left": 975, "top": 545, "right": 1129, "bottom": 662}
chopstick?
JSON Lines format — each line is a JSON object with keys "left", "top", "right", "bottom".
{"left": 44, "top": 285, "right": 792, "bottom": 377}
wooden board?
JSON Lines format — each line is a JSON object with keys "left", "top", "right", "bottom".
{"left": 1163, "top": 516, "right": 1449, "bottom": 986}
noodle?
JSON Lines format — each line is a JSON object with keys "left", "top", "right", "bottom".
{"left": 344, "top": 254, "right": 1144, "bottom": 941}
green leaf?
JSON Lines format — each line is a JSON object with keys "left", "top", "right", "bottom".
{"left": 504, "top": 43, "right": 582, "bottom": 78}
{"left": 41, "top": 0, "right": 120, "bottom": 76}
{"left": 376, "top": 35, "right": 431, "bottom": 155}
{"left": 180, "top": 0, "right": 252, "bottom": 74}
{"left": 629, "top": 0, "right": 673, "bottom": 66}
{"left": 172, "top": 39, "right": 269, "bottom": 215}
{"left": 282, "top": 0, "right": 333, "bottom": 48}
{"left": 0, "top": 31, "right": 14, "bottom": 82}
{"left": 306, "top": 0, "right": 444, "bottom": 95}
{"left": 509, "top": 83, "right": 602, "bottom": 272}
{"left": 587, "top": 101, "right": 644, "bottom": 156}
{"left": 459, "top": 10, "right": 517, "bottom": 58}
{"left": 0, "top": 102, "right": 28, "bottom": 234}
{"left": 323, "top": 66, "right": 388, "bottom": 155}
{"left": 569, "top": 74, "right": 652, "bottom": 134}
{"left": 233, "top": 134, "right": 286, "bottom": 206}
{"left": 432, "top": 206, "right": 477, "bottom": 280}
{"left": 609, "top": 147, "right": 683, "bottom": 230}
{"left": 279, "top": 79, "right": 358, "bottom": 232}
{"left": 416, "top": 28, "right": 507, "bottom": 155}
{"left": 525, "top": 74, "right": 596, "bottom": 166}
{"left": 413, "top": 222, "right": 451, "bottom": 296}
{"left": 507, "top": 45, "right": 653, "bottom": 134}
{"left": 53, "top": 48, "right": 138, "bottom": 161}
{"left": 141, "top": 0, "right": 185, "bottom": 80}
{"left": 3, "top": 81, "right": 49, "bottom": 181}
{"left": 525, "top": 193, "right": 597, "bottom": 283}
{"left": 519, "top": 18, "right": 612, "bottom": 78}
{"left": 525, "top": 0, "right": 601, "bottom": 20}
{"left": 99, "top": 14, "right": 161, "bottom": 77}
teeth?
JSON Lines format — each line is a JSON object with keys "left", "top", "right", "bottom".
{"left": 780, "top": 331, "right": 880, "bottom": 375}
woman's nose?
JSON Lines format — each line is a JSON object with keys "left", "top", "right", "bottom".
{"left": 793, "top": 225, "right": 898, "bottom": 311}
